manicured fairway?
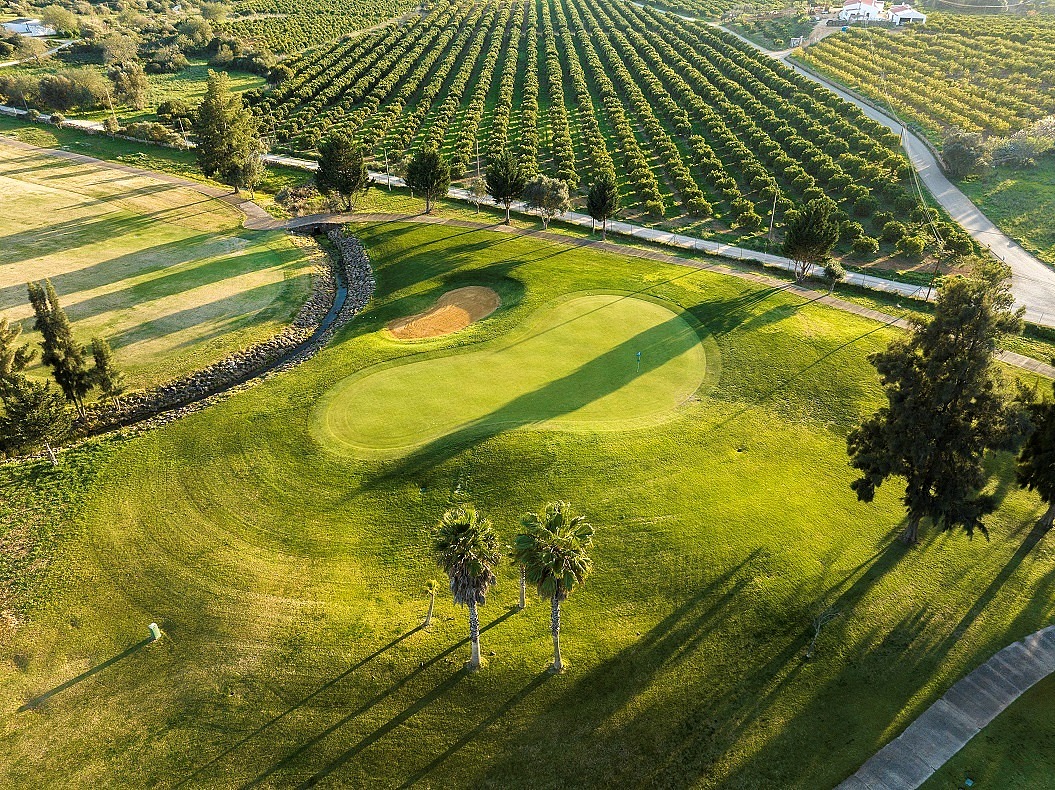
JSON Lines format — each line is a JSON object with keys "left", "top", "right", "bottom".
{"left": 2, "top": 222, "right": 1054, "bottom": 788}
{"left": 0, "top": 144, "right": 312, "bottom": 388}
{"left": 314, "top": 293, "right": 714, "bottom": 455}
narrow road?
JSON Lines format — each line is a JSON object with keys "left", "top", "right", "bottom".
{"left": 711, "top": 20, "right": 1055, "bottom": 324}
{"left": 5, "top": 135, "right": 1053, "bottom": 380}
{"left": 838, "top": 623, "right": 1055, "bottom": 789}
{"left": 0, "top": 39, "right": 77, "bottom": 69}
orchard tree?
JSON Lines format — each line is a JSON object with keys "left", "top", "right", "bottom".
{"left": 586, "top": 170, "right": 620, "bottom": 241}
{"left": 523, "top": 175, "right": 570, "bottom": 229}
{"left": 315, "top": 132, "right": 369, "bottom": 210}
{"left": 432, "top": 506, "right": 501, "bottom": 670}
{"left": 194, "top": 70, "right": 265, "bottom": 194}
{"left": 848, "top": 261, "right": 1025, "bottom": 544}
{"left": 1017, "top": 385, "right": 1055, "bottom": 531}
{"left": 485, "top": 150, "right": 526, "bottom": 224}
{"left": 27, "top": 280, "right": 93, "bottom": 413}
{"left": 514, "top": 502, "right": 595, "bottom": 673}
{"left": 405, "top": 145, "right": 450, "bottom": 214}
{"left": 782, "top": 199, "right": 840, "bottom": 281}
{"left": 0, "top": 376, "right": 71, "bottom": 465}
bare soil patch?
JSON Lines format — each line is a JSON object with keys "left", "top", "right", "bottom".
{"left": 387, "top": 286, "right": 501, "bottom": 339}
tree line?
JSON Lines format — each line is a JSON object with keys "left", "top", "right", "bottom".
{"left": 0, "top": 282, "right": 123, "bottom": 465}
{"left": 431, "top": 500, "right": 594, "bottom": 672}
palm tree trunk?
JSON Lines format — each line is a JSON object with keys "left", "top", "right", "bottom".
{"left": 425, "top": 591, "right": 435, "bottom": 628}
{"left": 519, "top": 565, "right": 526, "bottom": 611}
{"left": 468, "top": 599, "right": 481, "bottom": 669}
{"left": 900, "top": 513, "right": 922, "bottom": 545}
{"left": 1039, "top": 500, "right": 1055, "bottom": 532}
{"left": 551, "top": 597, "right": 562, "bottom": 672}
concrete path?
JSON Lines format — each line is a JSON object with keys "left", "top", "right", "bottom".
{"left": 838, "top": 624, "right": 1055, "bottom": 789}
{"left": 4, "top": 135, "right": 1053, "bottom": 381}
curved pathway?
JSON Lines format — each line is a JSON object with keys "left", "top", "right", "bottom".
{"left": 3, "top": 135, "right": 1053, "bottom": 380}
{"left": 838, "top": 623, "right": 1055, "bottom": 789}
{"left": 710, "top": 20, "right": 1055, "bottom": 325}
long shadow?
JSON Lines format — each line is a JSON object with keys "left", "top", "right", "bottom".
{"left": 175, "top": 627, "right": 422, "bottom": 787}
{"left": 295, "top": 669, "right": 468, "bottom": 789}
{"left": 17, "top": 637, "right": 152, "bottom": 712}
{"left": 242, "top": 608, "right": 517, "bottom": 788}
{"left": 363, "top": 312, "right": 705, "bottom": 484}
{"left": 0, "top": 212, "right": 164, "bottom": 268}
{"left": 396, "top": 670, "right": 552, "bottom": 788}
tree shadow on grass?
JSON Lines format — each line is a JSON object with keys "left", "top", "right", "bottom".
{"left": 175, "top": 626, "right": 423, "bottom": 787}
{"left": 240, "top": 608, "right": 517, "bottom": 788}
{"left": 360, "top": 312, "right": 706, "bottom": 486}
{"left": 17, "top": 636, "right": 153, "bottom": 712}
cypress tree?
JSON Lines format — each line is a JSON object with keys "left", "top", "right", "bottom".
{"left": 485, "top": 150, "right": 526, "bottom": 225}
{"left": 847, "top": 261, "right": 1025, "bottom": 544}
{"left": 193, "top": 70, "right": 264, "bottom": 194}
{"left": 405, "top": 145, "right": 451, "bottom": 214}
{"left": 315, "top": 132, "right": 370, "bottom": 210}
{"left": 91, "top": 336, "right": 125, "bottom": 408}
{"left": 586, "top": 170, "right": 620, "bottom": 241}
{"left": 27, "top": 279, "right": 93, "bottom": 413}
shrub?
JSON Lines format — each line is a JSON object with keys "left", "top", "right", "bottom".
{"left": 840, "top": 220, "right": 864, "bottom": 240}
{"left": 896, "top": 234, "right": 927, "bottom": 257}
{"left": 882, "top": 220, "right": 907, "bottom": 243}
{"left": 852, "top": 235, "right": 880, "bottom": 256}
{"left": 853, "top": 195, "right": 878, "bottom": 217}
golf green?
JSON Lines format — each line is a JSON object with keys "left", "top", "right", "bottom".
{"left": 312, "top": 292, "right": 716, "bottom": 455}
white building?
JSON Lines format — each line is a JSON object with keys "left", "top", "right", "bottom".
{"left": 839, "top": 0, "right": 886, "bottom": 21}
{"left": 889, "top": 4, "right": 927, "bottom": 24}
{"left": 2, "top": 18, "right": 57, "bottom": 37}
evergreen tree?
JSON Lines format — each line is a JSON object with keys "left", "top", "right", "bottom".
{"left": 315, "top": 132, "right": 370, "bottom": 210}
{"left": 485, "top": 150, "right": 526, "bottom": 225}
{"left": 847, "top": 261, "right": 1025, "bottom": 544}
{"left": 193, "top": 70, "right": 264, "bottom": 193}
{"left": 91, "top": 336, "right": 125, "bottom": 408}
{"left": 0, "top": 376, "right": 71, "bottom": 465}
{"left": 523, "top": 175, "right": 570, "bottom": 229}
{"left": 27, "top": 280, "right": 93, "bottom": 413}
{"left": 782, "top": 199, "right": 841, "bottom": 281}
{"left": 1017, "top": 383, "right": 1055, "bottom": 531}
{"left": 0, "top": 317, "right": 35, "bottom": 385}
{"left": 405, "top": 145, "right": 450, "bottom": 214}
{"left": 586, "top": 170, "right": 620, "bottom": 241}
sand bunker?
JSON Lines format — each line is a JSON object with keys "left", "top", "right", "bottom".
{"left": 387, "top": 286, "right": 501, "bottom": 340}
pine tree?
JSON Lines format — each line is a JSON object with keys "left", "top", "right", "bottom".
{"left": 91, "top": 336, "right": 125, "bottom": 408}
{"left": 315, "top": 132, "right": 370, "bottom": 210}
{"left": 0, "top": 376, "right": 71, "bottom": 465}
{"left": 847, "top": 261, "right": 1025, "bottom": 544}
{"left": 27, "top": 279, "right": 93, "bottom": 413}
{"left": 782, "top": 199, "right": 841, "bottom": 281}
{"left": 586, "top": 170, "right": 619, "bottom": 241}
{"left": 193, "top": 70, "right": 264, "bottom": 194}
{"left": 405, "top": 145, "right": 451, "bottom": 214}
{"left": 485, "top": 150, "right": 526, "bottom": 224}
{"left": 1017, "top": 384, "right": 1055, "bottom": 531}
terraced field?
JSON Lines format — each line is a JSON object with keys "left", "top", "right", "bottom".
{"left": 255, "top": 0, "right": 922, "bottom": 247}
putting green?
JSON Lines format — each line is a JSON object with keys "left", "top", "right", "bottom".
{"left": 312, "top": 292, "right": 716, "bottom": 456}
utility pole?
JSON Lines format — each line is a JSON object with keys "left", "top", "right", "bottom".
{"left": 384, "top": 146, "right": 391, "bottom": 191}
{"left": 767, "top": 190, "right": 778, "bottom": 251}
{"left": 476, "top": 137, "right": 481, "bottom": 180}
{"left": 104, "top": 87, "right": 118, "bottom": 131}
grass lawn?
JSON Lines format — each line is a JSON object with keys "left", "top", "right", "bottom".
{"left": 960, "top": 159, "right": 1055, "bottom": 268}
{"left": 1, "top": 221, "right": 1054, "bottom": 787}
{"left": 0, "top": 143, "right": 312, "bottom": 390}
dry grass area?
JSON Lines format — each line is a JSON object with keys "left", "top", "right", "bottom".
{"left": 0, "top": 144, "right": 313, "bottom": 390}
{"left": 386, "top": 285, "right": 501, "bottom": 339}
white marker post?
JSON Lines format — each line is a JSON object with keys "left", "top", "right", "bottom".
{"left": 148, "top": 622, "right": 162, "bottom": 642}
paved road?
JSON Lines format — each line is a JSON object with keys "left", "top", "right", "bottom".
{"left": 0, "top": 40, "right": 77, "bottom": 69}
{"left": 838, "top": 623, "right": 1055, "bottom": 789}
{"left": 712, "top": 21, "right": 1055, "bottom": 324}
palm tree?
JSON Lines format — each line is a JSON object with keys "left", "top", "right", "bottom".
{"left": 514, "top": 502, "right": 595, "bottom": 672}
{"left": 424, "top": 579, "right": 438, "bottom": 628}
{"left": 432, "top": 506, "right": 501, "bottom": 669}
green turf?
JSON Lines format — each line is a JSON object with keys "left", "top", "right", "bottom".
{"left": 0, "top": 143, "right": 312, "bottom": 389}
{"left": 2, "top": 220, "right": 1054, "bottom": 787}
{"left": 314, "top": 292, "right": 715, "bottom": 456}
